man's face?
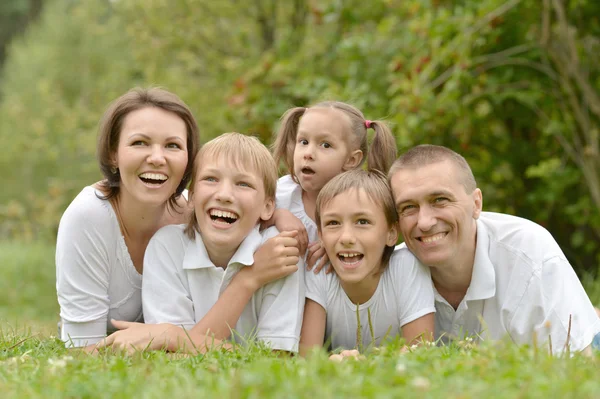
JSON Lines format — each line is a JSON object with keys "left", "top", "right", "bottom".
{"left": 389, "top": 160, "right": 482, "bottom": 269}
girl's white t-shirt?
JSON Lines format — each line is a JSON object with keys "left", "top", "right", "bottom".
{"left": 275, "top": 174, "right": 318, "bottom": 243}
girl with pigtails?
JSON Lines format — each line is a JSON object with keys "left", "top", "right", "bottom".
{"left": 271, "top": 101, "right": 398, "bottom": 272}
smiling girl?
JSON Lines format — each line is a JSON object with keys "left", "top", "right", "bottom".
{"left": 299, "top": 169, "right": 435, "bottom": 355}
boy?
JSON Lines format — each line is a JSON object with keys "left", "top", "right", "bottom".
{"left": 99, "top": 133, "right": 304, "bottom": 354}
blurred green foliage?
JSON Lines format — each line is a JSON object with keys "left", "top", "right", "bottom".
{"left": 0, "top": 0, "right": 599, "bottom": 276}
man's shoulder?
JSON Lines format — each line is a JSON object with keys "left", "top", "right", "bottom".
{"left": 480, "top": 212, "right": 555, "bottom": 243}
{"left": 479, "top": 212, "right": 563, "bottom": 264}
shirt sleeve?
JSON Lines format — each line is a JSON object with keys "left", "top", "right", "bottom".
{"left": 56, "top": 191, "right": 113, "bottom": 347}
{"left": 253, "top": 228, "right": 305, "bottom": 352}
{"left": 392, "top": 250, "right": 436, "bottom": 327}
{"left": 304, "top": 263, "right": 329, "bottom": 311}
{"left": 508, "top": 255, "right": 600, "bottom": 353}
{"left": 275, "top": 175, "right": 296, "bottom": 210}
{"left": 142, "top": 226, "right": 196, "bottom": 330}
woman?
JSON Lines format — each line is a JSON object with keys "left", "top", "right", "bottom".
{"left": 56, "top": 88, "right": 200, "bottom": 349}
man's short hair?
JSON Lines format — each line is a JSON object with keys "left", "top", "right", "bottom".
{"left": 388, "top": 144, "right": 477, "bottom": 193}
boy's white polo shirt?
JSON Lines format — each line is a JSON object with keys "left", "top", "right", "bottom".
{"left": 434, "top": 212, "right": 600, "bottom": 353}
{"left": 142, "top": 224, "right": 304, "bottom": 353}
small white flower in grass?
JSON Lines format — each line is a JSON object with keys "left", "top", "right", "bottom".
{"left": 395, "top": 362, "right": 407, "bottom": 374}
{"left": 412, "top": 376, "right": 430, "bottom": 391}
{"left": 47, "top": 355, "right": 73, "bottom": 373}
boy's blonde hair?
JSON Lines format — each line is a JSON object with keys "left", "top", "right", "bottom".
{"left": 185, "top": 132, "right": 278, "bottom": 238}
{"left": 315, "top": 169, "right": 398, "bottom": 269}
{"left": 271, "top": 101, "right": 397, "bottom": 181}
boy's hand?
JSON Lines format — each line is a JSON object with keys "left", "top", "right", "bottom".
{"left": 243, "top": 230, "right": 300, "bottom": 291}
{"left": 329, "top": 349, "right": 363, "bottom": 362}
{"left": 271, "top": 209, "right": 308, "bottom": 255}
{"left": 306, "top": 241, "right": 333, "bottom": 274}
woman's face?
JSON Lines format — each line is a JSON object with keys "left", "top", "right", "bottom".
{"left": 112, "top": 106, "right": 188, "bottom": 207}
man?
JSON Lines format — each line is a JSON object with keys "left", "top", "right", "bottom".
{"left": 388, "top": 144, "right": 600, "bottom": 354}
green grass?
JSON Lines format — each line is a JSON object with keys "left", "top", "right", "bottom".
{"left": 1, "top": 240, "right": 599, "bottom": 398}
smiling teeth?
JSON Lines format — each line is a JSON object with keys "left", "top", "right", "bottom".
{"left": 139, "top": 173, "right": 167, "bottom": 180}
{"left": 210, "top": 209, "right": 238, "bottom": 220}
{"left": 339, "top": 252, "right": 361, "bottom": 258}
{"left": 421, "top": 233, "right": 445, "bottom": 243}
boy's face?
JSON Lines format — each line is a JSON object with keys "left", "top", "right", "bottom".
{"left": 319, "top": 188, "right": 398, "bottom": 285}
{"left": 192, "top": 154, "right": 274, "bottom": 254}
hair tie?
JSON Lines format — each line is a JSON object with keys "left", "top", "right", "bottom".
{"left": 365, "top": 120, "right": 373, "bottom": 129}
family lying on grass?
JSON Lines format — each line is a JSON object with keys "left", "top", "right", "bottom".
{"left": 56, "top": 88, "right": 600, "bottom": 357}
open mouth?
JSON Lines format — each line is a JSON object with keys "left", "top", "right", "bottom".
{"left": 139, "top": 172, "right": 168, "bottom": 186}
{"left": 337, "top": 252, "right": 364, "bottom": 265}
{"left": 417, "top": 232, "right": 447, "bottom": 243}
{"left": 209, "top": 209, "right": 239, "bottom": 225}
{"left": 301, "top": 166, "right": 315, "bottom": 175}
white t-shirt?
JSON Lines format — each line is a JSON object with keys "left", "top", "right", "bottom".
{"left": 56, "top": 187, "right": 143, "bottom": 347}
{"left": 276, "top": 175, "right": 318, "bottom": 243}
{"left": 305, "top": 245, "right": 436, "bottom": 350}
{"left": 142, "top": 225, "right": 304, "bottom": 353}
{"left": 433, "top": 212, "right": 600, "bottom": 353}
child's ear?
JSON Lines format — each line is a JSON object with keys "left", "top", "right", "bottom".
{"left": 342, "top": 149, "right": 363, "bottom": 171}
{"left": 386, "top": 223, "right": 399, "bottom": 247}
{"left": 260, "top": 197, "right": 276, "bottom": 222}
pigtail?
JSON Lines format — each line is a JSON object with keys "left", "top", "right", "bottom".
{"left": 366, "top": 120, "right": 397, "bottom": 174}
{"left": 271, "top": 107, "right": 306, "bottom": 177}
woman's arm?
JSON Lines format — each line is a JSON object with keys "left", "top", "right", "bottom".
{"left": 56, "top": 191, "right": 114, "bottom": 348}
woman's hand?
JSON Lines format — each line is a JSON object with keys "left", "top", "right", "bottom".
{"left": 95, "top": 320, "right": 180, "bottom": 354}
{"left": 306, "top": 241, "right": 333, "bottom": 274}
{"left": 240, "top": 230, "right": 300, "bottom": 291}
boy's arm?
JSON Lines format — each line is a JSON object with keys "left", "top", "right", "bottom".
{"left": 186, "top": 230, "right": 301, "bottom": 345}
{"left": 262, "top": 209, "right": 308, "bottom": 255}
{"left": 299, "top": 299, "right": 327, "bottom": 357}
{"left": 401, "top": 313, "right": 435, "bottom": 345}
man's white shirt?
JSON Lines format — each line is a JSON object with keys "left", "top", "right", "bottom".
{"left": 142, "top": 225, "right": 304, "bottom": 352}
{"left": 431, "top": 212, "right": 600, "bottom": 353}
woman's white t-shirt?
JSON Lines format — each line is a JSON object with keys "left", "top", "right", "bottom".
{"left": 56, "top": 187, "right": 143, "bottom": 347}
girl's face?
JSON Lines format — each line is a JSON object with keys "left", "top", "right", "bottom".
{"left": 319, "top": 188, "right": 398, "bottom": 285}
{"left": 293, "top": 108, "right": 362, "bottom": 194}
{"left": 113, "top": 106, "right": 188, "bottom": 207}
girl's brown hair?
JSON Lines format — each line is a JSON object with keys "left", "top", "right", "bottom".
{"left": 272, "top": 101, "right": 397, "bottom": 181}
{"left": 315, "top": 168, "right": 399, "bottom": 269}
{"left": 96, "top": 87, "right": 200, "bottom": 210}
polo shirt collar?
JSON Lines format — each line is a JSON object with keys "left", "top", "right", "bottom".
{"left": 182, "top": 225, "right": 263, "bottom": 270}
{"left": 463, "top": 218, "right": 496, "bottom": 301}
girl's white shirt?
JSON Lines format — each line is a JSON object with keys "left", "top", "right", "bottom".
{"left": 305, "top": 245, "right": 436, "bottom": 350}
{"left": 56, "top": 186, "right": 143, "bottom": 347}
{"left": 275, "top": 174, "right": 318, "bottom": 244}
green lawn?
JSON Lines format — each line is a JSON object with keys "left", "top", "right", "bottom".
{"left": 1, "top": 240, "right": 599, "bottom": 398}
